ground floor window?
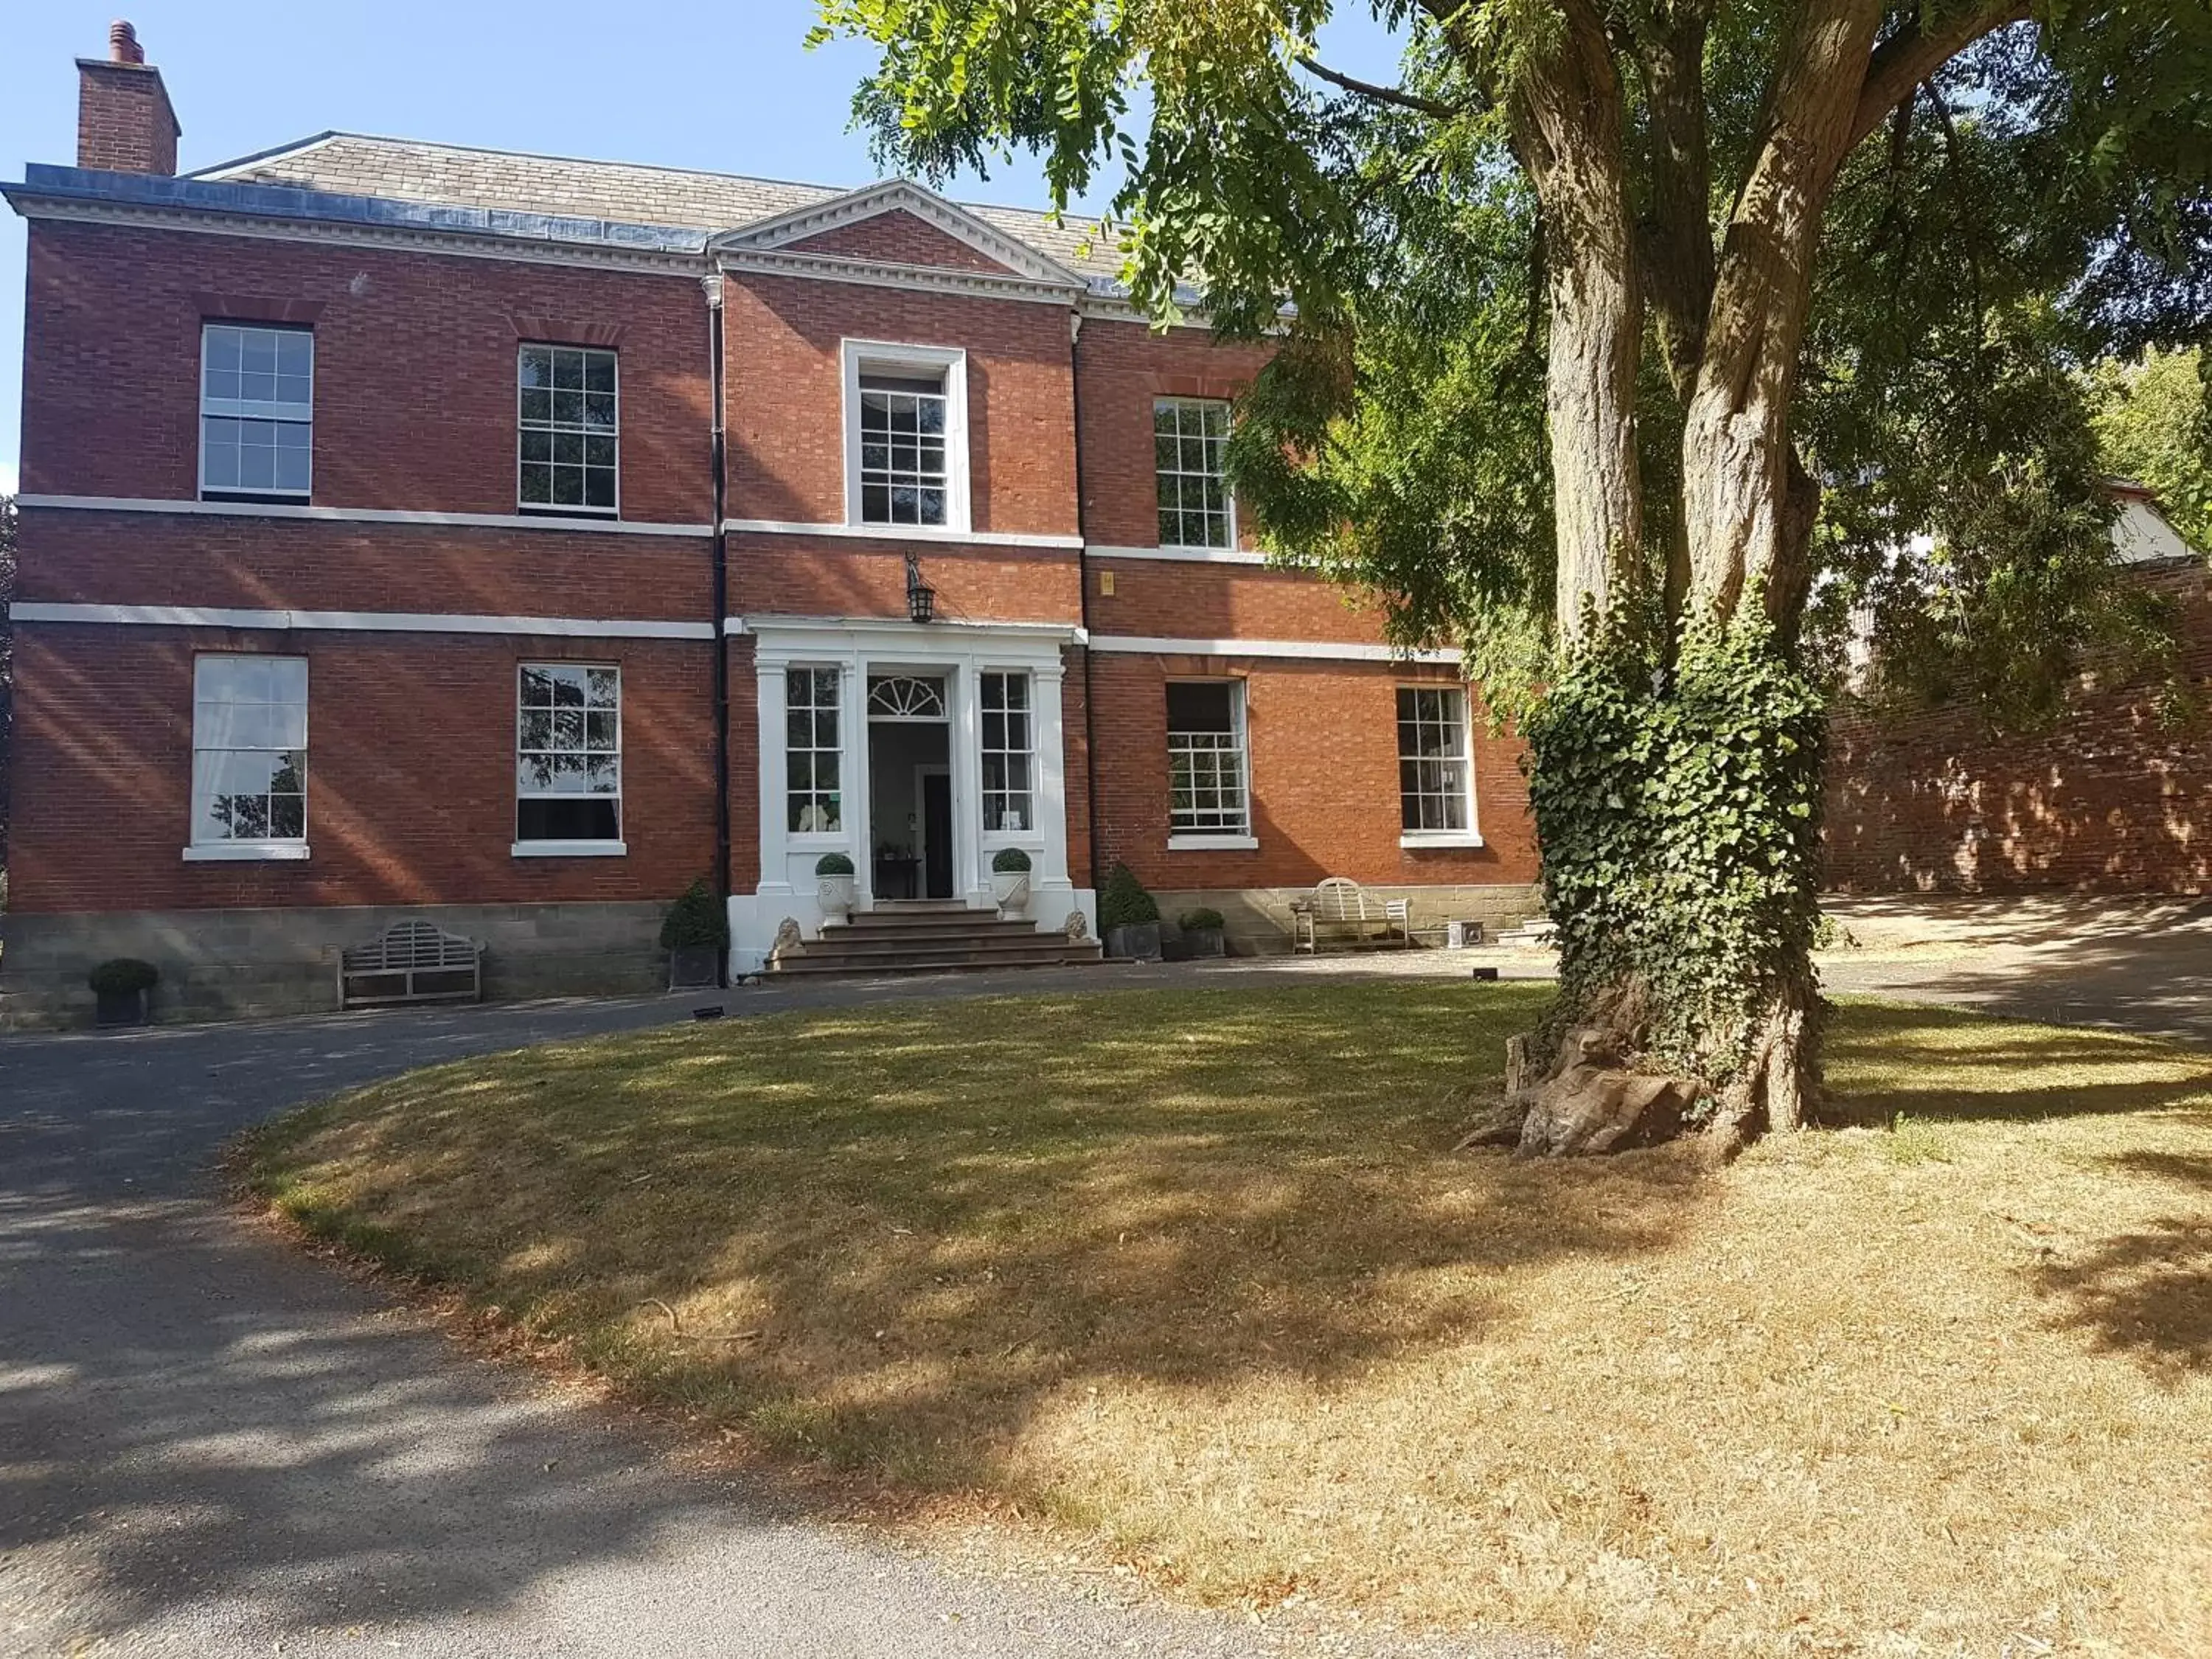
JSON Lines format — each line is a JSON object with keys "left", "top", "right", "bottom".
{"left": 1397, "top": 685, "right": 1472, "bottom": 833}
{"left": 192, "top": 654, "right": 307, "bottom": 847}
{"left": 981, "top": 672, "right": 1034, "bottom": 832}
{"left": 1167, "top": 680, "right": 1249, "bottom": 835}
{"left": 787, "top": 667, "right": 844, "bottom": 832}
{"left": 516, "top": 663, "right": 621, "bottom": 844}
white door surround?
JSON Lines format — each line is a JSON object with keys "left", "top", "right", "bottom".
{"left": 731, "top": 615, "right": 1091, "bottom": 970}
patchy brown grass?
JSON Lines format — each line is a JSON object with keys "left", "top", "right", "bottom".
{"left": 244, "top": 986, "right": 2212, "bottom": 1655}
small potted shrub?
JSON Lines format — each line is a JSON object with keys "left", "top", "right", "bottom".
{"left": 815, "top": 851, "right": 857, "bottom": 922}
{"left": 990, "top": 846, "right": 1034, "bottom": 918}
{"left": 658, "top": 877, "right": 728, "bottom": 990}
{"left": 1098, "top": 862, "right": 1162, "bottom": 961}
{"left": 1179, "top": 906, "right": 1228, "bottom": 959}
{"left": 88, "top": 957, "right": 159, "bottom": 1028}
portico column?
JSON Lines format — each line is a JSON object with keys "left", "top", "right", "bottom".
{"left": 755, "top": 658, "right": 793, "bottom": 897}
{"left": 1034, "top": 662, "right": 1071, "bottom": 890}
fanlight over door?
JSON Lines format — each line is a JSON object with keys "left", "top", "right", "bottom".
{"left": 866, "top": 674, "right": 948, "bottom": 720}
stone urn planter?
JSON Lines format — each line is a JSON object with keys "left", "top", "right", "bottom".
{"left": 990, "top": 847, "right": 1033, "bottom": 919}
{"left": 88, "top": 958, "right": 158, "bottom": 1029}
{"left": 815, "top": 853, "right": 857, "bottom": 924}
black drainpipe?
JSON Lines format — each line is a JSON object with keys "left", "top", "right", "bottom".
{"left": 705, "top": 273, "right": 731, "bottom": 984}
{"left": 1070, "top": 306, "right": 1102, "bottom": 893}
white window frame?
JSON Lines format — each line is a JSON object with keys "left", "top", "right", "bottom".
{"left": 198, "top": 323, "right": 313, "bottom": 501}
{"left": 1153, "top": 397, "right": 1235, "bottom": 552}
{"left": 841, "top": 339, "right": 971, "bottom": 537}
{"left": 978, "top": 670, "right": 1035, "bottom": 838}
{"left": 1166, "top": 678, "right": 1256, "bottom": 850}
{"left": 1397, "top": 684, "right": 1484, "bottom": 849}
{"left": 517, "top": 344, "right": 621, "bottom": 518}
{"left": 512, "top": 661, "right": 625, "bottom": 858}
{"left": 184, "top": 653, "right": 310, "bottom": 862}
{"left": 785, "top": 664, "right": 847, "bottom": 846}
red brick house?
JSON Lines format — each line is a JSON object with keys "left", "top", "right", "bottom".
{"left": 0, "top": 25, "right": 1539, "bottom": 1023}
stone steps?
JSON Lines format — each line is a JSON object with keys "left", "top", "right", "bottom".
{"left": 769, "top": 904, "right": 1102, "bottom": 978}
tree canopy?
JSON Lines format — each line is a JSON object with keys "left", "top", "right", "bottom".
{"left": 823, "top": 0, "right": 2210, "bottom": 714}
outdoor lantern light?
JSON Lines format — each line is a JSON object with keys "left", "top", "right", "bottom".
{"left": 905, "top": 554, "right": 937, "bottom": 624}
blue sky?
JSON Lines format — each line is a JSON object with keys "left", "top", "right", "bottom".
{"left": 0, "top": 1, "right": 1405, "bottom": 495}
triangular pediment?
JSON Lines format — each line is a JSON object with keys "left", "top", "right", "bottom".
{"left": 712, "top": 179, "right": 1086, "bottom": 289}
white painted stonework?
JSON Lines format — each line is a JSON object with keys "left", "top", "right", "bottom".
{"left": 727, "top": 615, "right": 1094, "bottom": 971}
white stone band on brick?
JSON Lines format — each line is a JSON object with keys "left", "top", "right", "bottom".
{"left": 1087, "top": 633, "right": 1462, "bottom": 664}
{"left": 722, "top": 613, "right": 1085, "bottom": 643}
{"left": 10, "top": 602, "right": 716, "bottom": 639}
{"left": 1085, "top": 544, "right": 1273, "bottom": 566}
{"left": 16, "top": 494, "right": 715, "bottom": 537}
{"left": 723, "top": 518, "right": 1085, "bottom": 550}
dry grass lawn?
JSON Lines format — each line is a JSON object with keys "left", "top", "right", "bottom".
{"left": 244, "top": 985, "right": 2212, "bottom": 1656}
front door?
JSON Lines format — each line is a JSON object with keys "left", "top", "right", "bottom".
{"left": 922, "top": 771, "right": 954, "bottom": 899}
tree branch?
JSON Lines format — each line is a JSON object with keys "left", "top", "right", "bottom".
{"left": 1295, "top": 57, "right": 1459, "bottom": 120}
{"left": 1848, "top": 1, "right": 2033, "bottom": 150}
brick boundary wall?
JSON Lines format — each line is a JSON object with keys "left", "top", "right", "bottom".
{"left": 1823, "top": 560, "right": 2212, "bottom": 894}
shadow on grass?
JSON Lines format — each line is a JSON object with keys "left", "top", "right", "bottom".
{"left": 247, "top": 982, "right": 1714, "bottom": 1495}
{"left": 1826, "top": 1000, "right": 2212, "bottom": 1124}
{"left": 2039, "top": 1139, "right": 2212, "bottom": 1374}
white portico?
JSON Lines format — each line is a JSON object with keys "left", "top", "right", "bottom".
{"left": 728, "top": 615, "right": 1092, "bottom": 972}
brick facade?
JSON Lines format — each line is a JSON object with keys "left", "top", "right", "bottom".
{"left": 0, "top": 39, "right": 1541, "bottom": 1024}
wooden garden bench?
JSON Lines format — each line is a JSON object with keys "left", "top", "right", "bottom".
{"left": 1290, "top": 877, "right": 1412, "bottom": 953}
{"left": 338, "top": 919, "right": 483, "bottom": 1009}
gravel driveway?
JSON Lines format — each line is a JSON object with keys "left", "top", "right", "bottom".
{"left": 0, "top": 975, "right": 1557, "bottom": 1659}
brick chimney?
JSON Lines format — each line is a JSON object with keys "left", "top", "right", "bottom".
{"left": 76, "top": 21, "right": 181, "bottom": 175}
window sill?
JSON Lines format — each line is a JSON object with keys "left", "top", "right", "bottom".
{"left": 200, "top": 490, "right": 311, "bottom": 506}
{"left": 1400, "top": 832, "right": 1486, "bottom": 850}
{"left": 512, "top": 840, "right": 627, "bottom": 858}
{"left": 518, "top": 505, "right": 621, "bottom": 521}
{"left": 182, "top": 842, "right": 310, "bottom": 863}
{"left": 1169, "top": 833, "right": 1259, "bottom": 852}
{"left": 841, "top": 521, "right": 975, "bottom": 542}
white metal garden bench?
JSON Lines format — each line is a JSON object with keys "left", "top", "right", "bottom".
{"left": 1290, "top": 877, "right": 1412, "bottom": 953}
{"left": 337, "top": 919, "right": 483, "bottom": 1009}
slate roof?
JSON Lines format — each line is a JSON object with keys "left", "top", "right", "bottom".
{"left": 195, "top": 132, "right": 1127, "bottom": 284}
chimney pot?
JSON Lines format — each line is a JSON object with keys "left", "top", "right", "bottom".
{"left": 108, "top": 20, "right": 143, "bottom": 64}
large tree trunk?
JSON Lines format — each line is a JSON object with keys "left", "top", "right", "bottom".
{"left": 1493, "top": 3, "right": 1891, "bottom": 1154}
{"left": 1510, "top": 0, "right": 1644, "bottom": 636}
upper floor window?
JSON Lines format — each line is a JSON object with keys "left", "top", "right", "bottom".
{"left": 201, "top": 324, "right": 312, "bottom": 499}
{"left": 515, "top": 664, "right": 622, "bottom": 849}
{"left": 1167, "top": 680, "right": 1251, "bottom": 839}
{"left": 1155, "top": 397, "right": 1231, "bottom": 549}
{"left": 189, "top": 654, "right": 307, "bottom": 858}
{"left": 842, "top": 341, "right": 970, "bottom": 534}
{"left": 518, "top": 345, "right": 619, "bottom": 515}
{"left": 1398, "top": 686, "right": 1475, "bottom": 840}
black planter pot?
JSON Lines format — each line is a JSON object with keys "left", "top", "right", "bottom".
{"left": 94, "top": 988, "right": 151, "bottom": 1028}
{"left": 667, "top": 945, "right": 723, "bottom": 991}
{"left": 1185, "top": 927, "right": 1226, "bottom": 959}
{"left": 1105, "top": 922, "right": 1162, "bottom": 961}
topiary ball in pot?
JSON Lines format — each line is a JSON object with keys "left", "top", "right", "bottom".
{"left": 1098, "top": 862, "right": 1162, "bottom": 961}
{"left": 88, "top": 957, "right": 159, "bottom": 1027}
{"left": 659, "top": 877, "right": 727, "bottom": 990}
